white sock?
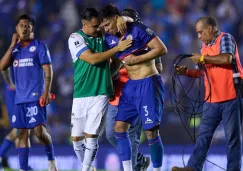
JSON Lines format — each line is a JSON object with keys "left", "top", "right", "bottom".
{"left": 73, "top": 140, "right": 86, "bottom": 164}
{"left": 82, "top": 138, "right": 98, "bottom": 171}
{"left": 153, "top": 167, "right": 161, "bottom": 171}
{"left": 122, "top": 160, "right": 133, "bottom": 171}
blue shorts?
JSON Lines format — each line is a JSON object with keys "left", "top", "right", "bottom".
{"left": 116, "top": 75, "right": 164, "bottom": 130}
{"left": 11, "top": 101, "right": 47, "bottom": 129}
{"left": 4, "top": 86, "right": 15, "bottom": 119}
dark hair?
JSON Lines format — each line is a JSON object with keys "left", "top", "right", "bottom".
{"left": 196, "top": 16, "right": 217, "bottom": 28}
{"left": 121, "top": 8, "right": 142, "bottom": 23}
{"left": 81, "top": 8, "right": 99, "bottom": 21}
{"left": 99, "top": 4, "right": 120, "bottom": 21}
{"left": 16, "top": 14, "right": 35, "bottom": 26}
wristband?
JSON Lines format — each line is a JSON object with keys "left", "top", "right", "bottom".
{"left": 200, "top": 55, "right": 205, "bottom": 64}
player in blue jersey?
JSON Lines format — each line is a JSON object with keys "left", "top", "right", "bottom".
{"left": 0, "top": 14, "right": 58, "bottom": 171}
{"left": 99, "top": 4, "right": 167, "bottom": 171}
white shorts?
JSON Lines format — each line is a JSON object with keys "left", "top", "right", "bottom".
{"left": 71, "top": 95, "right": 109, "bottom": 137}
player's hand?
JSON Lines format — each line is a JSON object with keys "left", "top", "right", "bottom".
{"left": 122, "top": 54, "right": 137, "bottom": 65}
{"left": 8, "top": 84, "right": 16, "bottom": 91}
{"left": 40, "top": 92, "right": 51, "bottom": 106}
{"left": 10, "top": 33, "right": 19, "bottom": 47}
{"left": 175, "top": 65, "right": 187, "bottom": 75}
{"left": 117, "top": 16, "right": 127, "bottom": 35}
{"left": 190, "top": 53, "right": 201, "bottom": 64}
{"left": 117, "top": 36, "right": 132, "bottom": 51}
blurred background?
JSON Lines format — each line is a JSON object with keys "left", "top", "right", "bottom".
{"left": 0, "top": 0, "right": 243, "bottom": 170}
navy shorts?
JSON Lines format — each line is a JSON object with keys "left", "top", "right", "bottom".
{"left": 116, "top": 75, "right": 164, "bottom": 130}
{"left": 11, "top": 101, "right": 47, "bottom": 129}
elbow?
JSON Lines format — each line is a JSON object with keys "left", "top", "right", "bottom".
{"left": 159, "top": 47, "right": 168, "bottom": 57}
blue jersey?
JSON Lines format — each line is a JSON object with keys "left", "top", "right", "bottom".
{"left": 11, "top": 40, "right": 51, "bottom": 104}
{"left": 105, "top": 22, "right": 156, "bottom": 60}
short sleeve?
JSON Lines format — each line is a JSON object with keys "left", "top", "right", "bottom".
{"left": 220, "top": 33, "right": 236, "bottom": 55}
{"left": 38, "top": 42, "right": 52, "bottom": 65}
{"left": 68, "top": 33, "right": 89, "bottom": 62}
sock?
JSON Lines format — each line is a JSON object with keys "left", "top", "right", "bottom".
{"left": 148, "top": 136, "right": 163, "bottom": 169}
{"left": 115, "top": 132, "right": 132, "bottom": 171}
{"left": 82, "top": 138, "right": 98, "bottom": 171}
{"left": 45, "top": 144, "right": 55, "bottom": 161}
{"left": 18, "top": 147, "right": 30, "bottom": 171}
{"left": 73, "top": 140, "right": 86, "bottom": 164}
{"left": 0, "top": 138, "right": 14, "bottom": 157}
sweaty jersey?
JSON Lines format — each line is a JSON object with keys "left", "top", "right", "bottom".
{"left": 12, "top": 40, "right": 51, "bottom": 104}
{"left": 105, "top": 22, "right": 156, "bottom": 60}
{"left": 68, "top": 30, "right": 113, "bottom": 98}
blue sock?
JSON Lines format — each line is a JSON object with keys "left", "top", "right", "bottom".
{"left": 0, "top": 138, "right": 14, "bottom": 157}
{"left": 148, "top": 136, "right": 163, "bottom": 168}
{"left": 18, "top": 147, "right": 30, "bottom": 171}
{"left": 45, "top": 144, "right": 55, "bottom": 160}
{"left": 115, "top": 132, "right": 132, "bottom": 161}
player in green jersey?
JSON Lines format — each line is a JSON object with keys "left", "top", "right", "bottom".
{"left": 68, "top": 8, "right": 132, "bottom": 171}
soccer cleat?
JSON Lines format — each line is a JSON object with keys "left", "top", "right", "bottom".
{"left": 172, "top": 166, "right": 194, "bottom": 171}
{"left": 48, "top": 158, "right": 58, "bottom": 171}
{"left": 139, "top": 156, "right": 150, "bottom": 171}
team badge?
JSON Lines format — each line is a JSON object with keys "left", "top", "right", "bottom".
{"left": 29, "top": 46, "right": 36, "bottom": 52}
{"left": 126, "top": 34, "right": 133, "bottom": 40}
{"left": 12, "top": 115, "right": 16, "bottom": 123}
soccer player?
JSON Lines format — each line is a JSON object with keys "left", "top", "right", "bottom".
{"left": 105, "top": 8, "right": 163, "bottom": 171}
{"left": 0, "top": 14, "right": 58, "bottom": 171}
{"left": 68, "top": 8, "right": 132, "bottom": 171}
{"left": 99, "top": 4, "right": 167, "bottom": 171}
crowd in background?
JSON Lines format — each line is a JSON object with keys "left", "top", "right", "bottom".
{"left": 0, "top": 0, "right": 242, "bottom": 145}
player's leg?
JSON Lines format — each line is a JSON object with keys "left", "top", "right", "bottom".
{"left": 137, "top": 75, "right": 164, "bottom": 171}
{"left": 115, "top": 85, "right": 138, "bottom": 171}
{"left": 105, "top": 104, "right": 118, "bottom": 147}
{"left": 27, "top": 101, "right": 57, "bottom": 171}
{"left": 82, "top": 95, "right": 109, "bottom": 171}
{"left": 0, "top": 129, "right": 18, "bottom": 162}
{"left": 71, "top": 98, "right": 86, "bottom": 167}
{"left": 17, "top": 129, "right": 30, "bottom": 171}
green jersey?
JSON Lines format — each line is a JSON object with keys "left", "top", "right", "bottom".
{"left": 68, "top": 30, "right": 113, "bottom": 98}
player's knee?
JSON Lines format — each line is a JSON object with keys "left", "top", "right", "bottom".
{"left": 6, "top": 128, "right": 18, "bottom": 141}
{"left": 34, "top": 125, "right": 46, "bottom": 139}
{"left": 72, "top": 136, "right": 85, "bottom": 141}
{"left": 18, "top": 129, "right": 29, "bottom": 139}
{"left": 144, "top": 128, "right": 159, "bottom": 140}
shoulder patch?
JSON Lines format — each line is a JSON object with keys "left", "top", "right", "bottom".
{"left": 146, "top": 28, "right": 154, "bottom": 35}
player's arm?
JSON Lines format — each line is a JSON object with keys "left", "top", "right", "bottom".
{"left": 123, "top": 36, "right": 167, "bottom": 65}
{"left": 79, "top": 37, "right": 131, "bottom": 65}
{"left": 42, "top": 64, "right": 53, "bottom": 95}
{"left": 1, "top": 69, "right": 15, "bottom": 87}
{"left": 110, "top": 56, "right": 123, "bottom": 77}
{"left": 69, "top": 34, "right": 132, "bottom": 65}
{"left": 0, "top": 33, "right": 19, "bottom": 71}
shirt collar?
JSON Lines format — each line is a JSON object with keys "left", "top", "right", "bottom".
{"left": 206, "top": 31, "right": 221, "bottom": 46}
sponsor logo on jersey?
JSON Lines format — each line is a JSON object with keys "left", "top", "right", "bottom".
{"left": 29, "top": 46, "right": 36, "bottom": 52}
{"left": 13, "top": 58, "right": 34, "bottom": 67}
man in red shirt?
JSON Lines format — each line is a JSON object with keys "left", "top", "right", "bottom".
{"left": 173, "top": 16, "right": 243, "bottom": 171}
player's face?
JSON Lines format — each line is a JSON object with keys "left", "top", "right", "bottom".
{"left": 82, "top": 17, "right": 101, "bottom": 37}
{"left": 102, "top": 16, "right": 118, "bottom": 35}
{"left": 16, "top": 19, "right": 33, "bottom": 41}
{"left": 196, "top": 22, "right": 214, "bottom": 44}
